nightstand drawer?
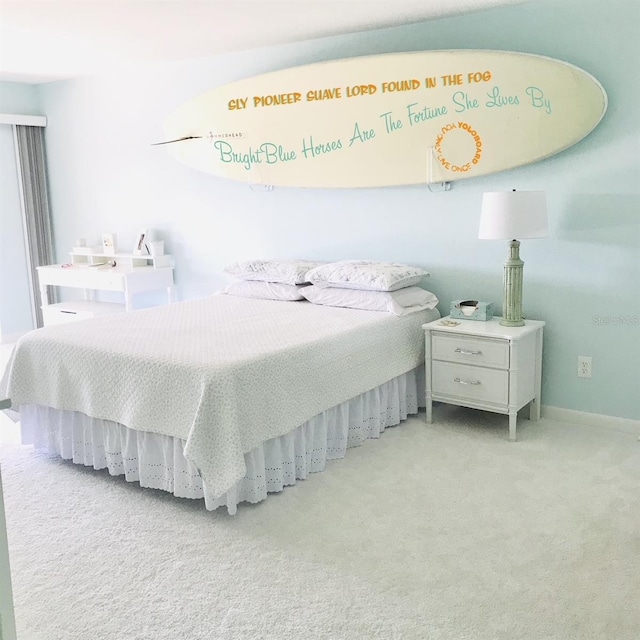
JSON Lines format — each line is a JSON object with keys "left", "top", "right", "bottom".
{"left": 432, "top": 361, "right": 509, "bottom": 406}
{"left": 432, "top": 334, "right": 509, "bottom": 369}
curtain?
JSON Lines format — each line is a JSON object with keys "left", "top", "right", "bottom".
{"left": 14, "top": 125, "right": 57, "bottom": 327}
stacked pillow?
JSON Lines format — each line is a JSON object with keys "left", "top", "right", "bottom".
{"left": 302, "top": 260, "right": 438, "bottom": 317}
{"left": 222, "top": 258, "right": 322, "bottom": 301}
{"left": 222, "top": 258, "right": 438, "bottom": 316}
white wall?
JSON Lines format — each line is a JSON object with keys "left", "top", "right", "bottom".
{"left": 32, "top": 0, "right": 640, "bottom": 419}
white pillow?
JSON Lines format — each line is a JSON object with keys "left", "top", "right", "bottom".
{"left": 305, "top": 260, "right": 429, "bottom": 291}
{"left": 224, "top": 259, "right": 324, "bottom": 285}
{"left": 221, "top": 280, "right": 308, "bottom": 301}
{"left": 301, "top": 285, "right": 438, "bottom": 316}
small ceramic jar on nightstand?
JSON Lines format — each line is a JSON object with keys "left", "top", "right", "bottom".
{"left": 422, "top": 316, "right": 545, "bottom": 441}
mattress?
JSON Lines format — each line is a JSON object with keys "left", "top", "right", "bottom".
{"left": 1, "top": 296, "right": 439, "bottom": 497}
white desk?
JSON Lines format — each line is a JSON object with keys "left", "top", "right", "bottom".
{"left": 37, "top": 263, "right": 175, "bottom": 325}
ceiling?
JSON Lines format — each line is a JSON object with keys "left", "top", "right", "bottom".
{"left": 0, "top": 0, "right": 527, "bottom": 84}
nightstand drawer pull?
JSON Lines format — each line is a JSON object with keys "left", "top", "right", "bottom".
{"left": 453, "top": 377, "right": 482, "bottom": 386}
{"left": 454, "top": 348, "right": 483, "bottom": 356}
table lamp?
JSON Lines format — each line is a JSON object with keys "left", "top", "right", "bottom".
{"left": 479, "top": 190, "right": 548, "bottom": 327}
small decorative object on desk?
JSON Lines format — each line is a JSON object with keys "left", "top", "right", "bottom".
{"left": 101, "top": 233, "right": 117, "bottom": 255}
{"left": 73, "top": 245, "right": 97, "bottom": 255}
{"left": 149, "top": 240, "right": 164, "bottom": 256}
{"left": 450, "top": 299, "right": 494, "bottom": 321}
{"left": 133, "top": 229, "right": 149, "bottom": 255}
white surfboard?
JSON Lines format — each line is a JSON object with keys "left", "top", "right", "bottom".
{"left": 161, "top": 50, "right": 607, "bottom": 188}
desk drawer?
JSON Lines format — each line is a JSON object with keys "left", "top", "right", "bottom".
{"left": 38, "top": 267, "right": 124, "bottom": 290}
{"left": 86, "top": 270, "right": 125, "bottom": 290}
{"left": 432, "top": 333, "right": 509, "bottom": 369}
{"left": 432, "top": 361, "right": 509, "bottom": 406}
{"left": 42, "top": 301, "right": 125, "bottom": 326}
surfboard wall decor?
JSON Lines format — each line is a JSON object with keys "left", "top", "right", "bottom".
{"left": 161, "top": 50, "right": 607, "bottom": 188}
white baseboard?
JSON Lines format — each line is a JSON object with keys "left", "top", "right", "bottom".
{"left": 542, "top": 405, "right": 640, "bottom": 435}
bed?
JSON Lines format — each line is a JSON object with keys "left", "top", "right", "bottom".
{"left": 1, "top": 294, "right": 439, "bottom": 513}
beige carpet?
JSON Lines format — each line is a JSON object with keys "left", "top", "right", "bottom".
{"left": 1, "top": 406, "right": 639, "bottom": 640}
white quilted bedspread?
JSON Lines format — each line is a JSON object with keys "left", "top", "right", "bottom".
{"left": 1, "top": 296, "right": 435, "bottom": 497}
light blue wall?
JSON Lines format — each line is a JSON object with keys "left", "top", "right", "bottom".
{"left": 0, "top": 82, "right": 42, "bottom": 340}
{"left": 35, "top": 0, "right": 639, "bottom": 419}
{"left": 0, "top": 81, "right": 41, "bottom": 114}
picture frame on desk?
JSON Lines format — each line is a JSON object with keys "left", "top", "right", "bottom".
{"left": 101, "top": 233, "right": 117, "bottom": 255}
{"left": 133, "top": 229, "right": 149, "bottom": 255}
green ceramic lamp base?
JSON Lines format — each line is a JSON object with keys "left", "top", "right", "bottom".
{"left": 499, "top": 318, "right": 525, "bottom": 327}
{"left": 500, "top": 239, "right": 525, "bottom": 327}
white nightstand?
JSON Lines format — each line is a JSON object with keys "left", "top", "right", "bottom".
{"left": 422, "top": 316, "right": 545, "bottom": 441}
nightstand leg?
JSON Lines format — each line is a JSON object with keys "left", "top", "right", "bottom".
{"left": 424, "top": 330, "right": 433, "bottom": 424}
{"left": 530, "top": 327, "right": 543, "bottom": 423}
{"left": 509, "top": 412, "right": 517, "bottom": 441}
{"left": 529, "top": 398, "right": 541, "bottom": 422}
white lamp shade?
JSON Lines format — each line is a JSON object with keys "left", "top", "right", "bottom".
{"left": 479, "top": 191, "right": 548, "bottom": 240}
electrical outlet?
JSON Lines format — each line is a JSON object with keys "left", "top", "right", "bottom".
{"left": 578, "top": 356, "right": 592, "bottom": 378}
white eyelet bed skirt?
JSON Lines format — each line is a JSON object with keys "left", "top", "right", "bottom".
{"left": 18, "top": 366, "right": 425, "bottom": 514}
